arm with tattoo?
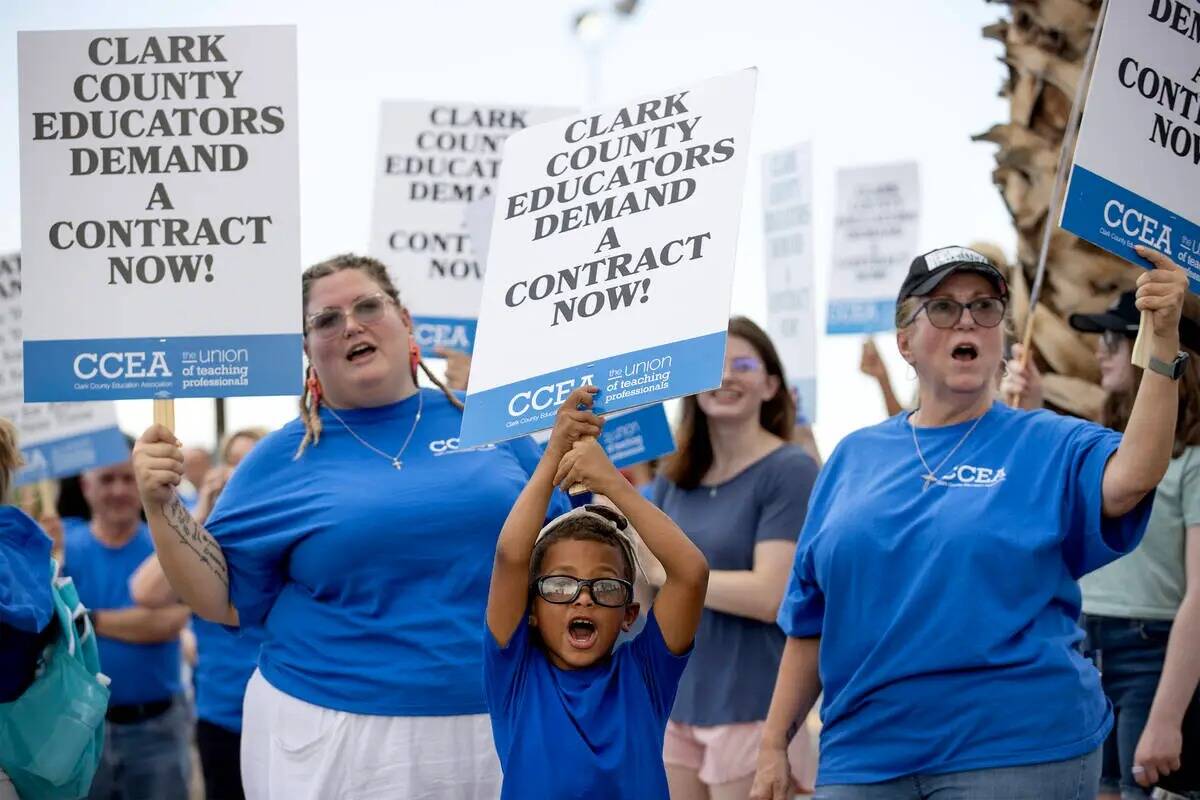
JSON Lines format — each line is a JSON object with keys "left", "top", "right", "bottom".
{"left": 145, "top": 493, "right": 239, "bottom": 626}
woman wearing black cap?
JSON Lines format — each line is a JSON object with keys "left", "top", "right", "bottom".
{"left": 1004, "top": 291, "right": 1200, "bottom": 798}
{"left": 749, "top": 245, "right": 1191, "bottom": 800}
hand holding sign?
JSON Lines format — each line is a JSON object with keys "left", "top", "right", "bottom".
{"left": 1131, "top": 246, "right": 1188, "bottom": 366}
{"left": 544, "top": 386, "right": 604, "bottom": 464}
{"left": 132, "top": 425, "right": 184, "bottom": 507}
{"left": 554, "top": 438, "right": 624, "bottom": 499}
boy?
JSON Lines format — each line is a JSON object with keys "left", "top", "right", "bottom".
{"left": 485, "top": 387, "right": 709, "bottom": 798}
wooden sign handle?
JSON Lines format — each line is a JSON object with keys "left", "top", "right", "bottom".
{"left": 36, "top": 479, "right": 56, "bottom": 517}
{"left": 154, "top": 398, "right": 176, "bottom": 434}
{"left": 568, "top": 434, "right": 594, "bottom": 496}
{"left": 1130, "top": 308, "right": 1154, "bottom": 369}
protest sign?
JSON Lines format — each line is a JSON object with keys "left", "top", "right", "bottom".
{"left": 826, "top": 161, "right": 920, "bottom": 334}
{"left": 531, "top": 402, "right": 675, "bottom": 469}
{"left": 599, "top": 403, "right": 675, "bottom": 469}
{"left": 18, "top": 26, "right": 302, "bottom": 402}
{"left": 0, "top": 252, "right": 127, "bottom": 485}
{"left": 369, "top": 101, "right": 572, "bottom": 356}
{"left": 762, "top": 143, "right": 817, "bottom": 424}
{"left": 1061, "top": 0, "right": 1200, "bottom": 295}
{"left": 457, "top": 68, "right": 758, "bottom": 447}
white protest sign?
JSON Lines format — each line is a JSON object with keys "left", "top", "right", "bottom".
{"left": 826, "top": 162, "right": 920, "bottom": 334}
{"left": 0, "top": 252, "right": 127, "bottom": 485}
{"left": 18, "top": 26, "right": 302, "bottom": 402}
{"left": 458, "top": 69, "right": 758, "bottom": 447}
{"left": 1061, "top": 0, "right": 1200, "bottom": 294}
{"left": 762, "top": 143, "right": 817, "bottom": 424}
{"left": 369, "top": 102, "right": 572, "bottom": 356}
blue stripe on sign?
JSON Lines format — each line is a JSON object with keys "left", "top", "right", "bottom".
{"left": 413, "top": 315, "right": 478, "bottom": 358}
{"left": 600, "top": 404, "right": 676, "bottom": 469}
{"left": 15, "top": 425, "right": 130, "bottom": 486}
{"left": 23, "top": 334, "right": 303, "bottom": 402}
{"left": 1062, "top": 165, "right": 1200, "bottom": 296}
{"left": 826, "top": 299, "right": 896, "bottom": 335}
{"left": 459, "top": 331, "right": 727, "bottom": 448}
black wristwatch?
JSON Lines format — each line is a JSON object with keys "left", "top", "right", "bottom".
{"left": 1147, "top": 351, "right": 1190, "bottom": 381}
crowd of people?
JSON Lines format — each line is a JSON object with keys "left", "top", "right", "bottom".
{"left": 0, "top": 244, "right": 1196, "bottom": 800}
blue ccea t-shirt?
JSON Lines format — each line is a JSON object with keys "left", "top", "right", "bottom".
{"left": 192, "top": 616, "right": 264, "bottom": 733}
{"left": 206, "top": 388, "right": 568, "bottom": 716}
{"left": 63, "top": 521, "right": 182, "bottom": 707}
{"left": 778, "top": 403, "right": 1154, "bottom": 785}
{"left": 485, "top": 609, "right": 690, "bottom": 800}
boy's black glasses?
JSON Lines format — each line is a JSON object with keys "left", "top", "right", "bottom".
{"left": 534, "top": 575, "right": 633, "bottom": 608}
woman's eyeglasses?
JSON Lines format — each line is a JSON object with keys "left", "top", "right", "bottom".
{"left": 305, "top": 293, "right": 395, "bottom": 339}
{"left": 726, "top": 356, "right": 764, "bottom": 374}
{"left": 911, "top": 297, "right": 1006, "bottom": 329}
{"left": 533, "top": 575, "right": 633, "bottom": 608}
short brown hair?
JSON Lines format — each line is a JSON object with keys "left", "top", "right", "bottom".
{"left": 530, "top": 506, "right": 637, "bottom": 585}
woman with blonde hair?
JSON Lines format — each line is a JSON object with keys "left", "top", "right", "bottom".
{"left": 133, "top": 254, "right": 567, "bottom": 799}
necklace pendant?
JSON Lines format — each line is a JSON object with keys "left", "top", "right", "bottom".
{"left": 391, "top": 458, "right": 403, "bottom": 470}
{"left": 921, "top": 473, "right": 938, "bottom": 491}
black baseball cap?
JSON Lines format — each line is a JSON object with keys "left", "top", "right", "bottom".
{"left": 897, "top": 246, "right": 1009, "bottom": 303}
{"left": 1070, "top": 291, "right": 1200, "bottom": 352}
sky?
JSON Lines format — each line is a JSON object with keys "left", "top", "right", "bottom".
{"left": 0, "top": 0, "right": 1017, "bottom": 456}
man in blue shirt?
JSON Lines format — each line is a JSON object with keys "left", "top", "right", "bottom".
{"left": 64, "top": 456, "right": 191, "bottom": 800}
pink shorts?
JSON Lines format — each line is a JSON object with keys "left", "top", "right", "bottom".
{"left": 663, "top": 720, "right": 816, "bottom": 788}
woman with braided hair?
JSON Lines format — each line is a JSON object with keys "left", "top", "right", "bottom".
{"left": 132, "top": 254, "right": 567, "bottom": 799}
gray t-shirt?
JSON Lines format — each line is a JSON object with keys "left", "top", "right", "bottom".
{"left": 653, "top": 444, "right": 818, "bottom": 726}
{"left": 1081, "top": 445, "right": 1200, "bottom": 620}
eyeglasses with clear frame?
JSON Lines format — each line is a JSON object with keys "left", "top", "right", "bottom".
{"left": 305, "top": 292, "right": 396, "bottom": 339}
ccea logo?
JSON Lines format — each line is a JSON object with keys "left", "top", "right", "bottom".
{"left": 415, "top": 322, "right": 471, "bottom": 351}
{"left": 938, "top": 464, "right": 1007, "bottom": 488}
{"left": 1103, "top": 200, "right": 1173, "bottom": 254}
{"left": 508, "top": 374, "right": 595, "bottom": 417}
{"left": 73, "top": 351, "right": 172, "bottom": 380}
{"left": 428, "top": 437, "right": 496, "bottom": 456}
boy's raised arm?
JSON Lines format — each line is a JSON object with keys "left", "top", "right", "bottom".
{"left": 555, "top": 441, "right": 709, "bottom": 655}
{"left": 486, "top": 387, "right": 603, "bottom": 648}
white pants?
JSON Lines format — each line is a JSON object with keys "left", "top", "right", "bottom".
{"left": 241, "top": 670, "right": 501, "bottom": 800}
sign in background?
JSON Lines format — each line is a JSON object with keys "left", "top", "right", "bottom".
{"left": 826, "top": 161, "right": 920, "bottom": 334}
{"left": 531, "top": 402, "right": 675, "bottom": 469}
{"left": 762, "top": 142, "right": 817, "bottom": 424}
{"left": 0, "top": 252, "right": 127, "bottom": 485}
{"left": 1061, "top": 0, "right": 1200, "bottom": 294}
{"left": 370, "top": 101, "right": 572, "bottom": 357}
{"left": 18, "top": 26, "right": 303, "bottom": 402}
{"left": 459, "top": 68, "right": 758, "bottom": 447}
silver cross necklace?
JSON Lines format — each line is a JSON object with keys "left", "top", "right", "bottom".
{"left": 908, "top": 408, "right": 986, "bottom": 491}
{"left": 324, "top": 390, "right": 424, "bottom": 470}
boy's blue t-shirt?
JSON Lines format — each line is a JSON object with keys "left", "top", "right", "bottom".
{"left": 485, "top": 609, "right": 690, "bottom": 800}
{"left": 192, "top": 615, "right": 264, "bottom": 732}
{"left": 206, "top": 388, "right": 568, "bottom": 716}
{"left": 63, "top": 521, "right": 182, "bottom": 706}
{"left": 778, "top": 404, "right": 1154, "bottom": 785}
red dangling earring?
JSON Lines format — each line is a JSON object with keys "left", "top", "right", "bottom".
{"left": 306, "top": 366, "right": 323, "bottom": 404}
{"left": 408, "top": 335, "right": 421, "bottom": 381}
